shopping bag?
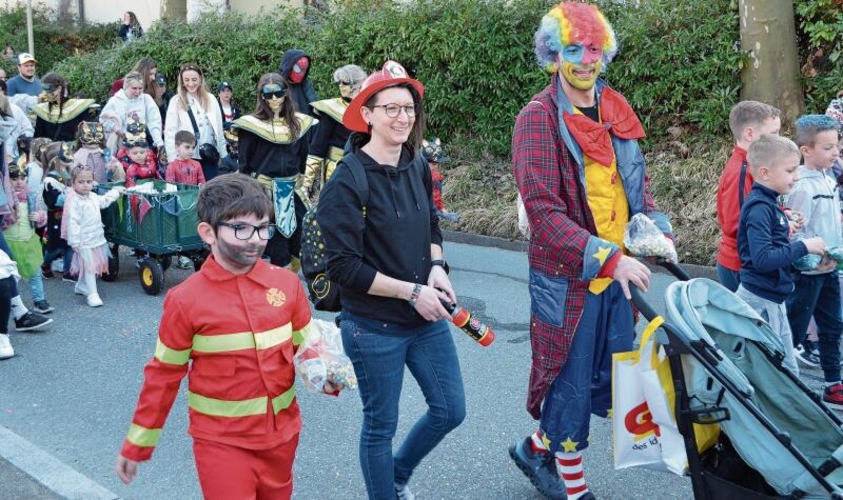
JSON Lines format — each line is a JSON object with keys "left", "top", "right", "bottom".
{"left": 612, "top": 317, "right": 688, "bottom": 475}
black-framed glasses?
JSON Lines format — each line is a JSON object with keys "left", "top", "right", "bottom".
{"left": 369, "top": 103, "right": 417, "bottom": 118}
{"left": 217, "top": 221, "right": 275, "bottom": 240}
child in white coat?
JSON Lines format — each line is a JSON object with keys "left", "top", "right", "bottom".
{"left": 64, "top": 165, "right": 124, "bottom": 307}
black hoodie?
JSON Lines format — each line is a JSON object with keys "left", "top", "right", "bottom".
{"left": 316, "top": 139, "right": 442, "bottom": 329}
{"left": 278, "top": 49, "right": 318, "bottom": 117}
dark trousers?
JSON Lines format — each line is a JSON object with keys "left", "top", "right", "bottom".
{"left": 787, "top": 271, "right": 843, "bottom": 382}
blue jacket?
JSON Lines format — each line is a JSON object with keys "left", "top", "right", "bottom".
{"left": 739, "top": 183, "right": 808, "bottom": 303}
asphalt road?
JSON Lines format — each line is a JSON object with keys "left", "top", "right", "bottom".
{"left": 0, "top": 242, "right": 698, "bottom": 499}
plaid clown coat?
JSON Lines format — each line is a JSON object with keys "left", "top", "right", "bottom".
{"left": 513, "top": 75, "right": 672, "bottom": 419}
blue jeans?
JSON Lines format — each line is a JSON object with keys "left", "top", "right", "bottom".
{"left": 26, "top": 268, "right": 44, "bottom": 302}
{"left": 340, "top": 314, "right": 466, "bottom": 499}
{"left": 787, "top": 271, "right": 842, "bottom": 382}
{"left": 539, "top": 282, "right": 634, "bottom": 453}
{"left": 716, "top": 263, "right": 741, "bottom": 293}
{"left": 43, "top": 242, "right": 72, "bottom": 274}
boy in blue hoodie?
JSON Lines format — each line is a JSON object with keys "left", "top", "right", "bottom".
{"left": 736, "top": 134, "right": 826, "bottom": 376}
{"left": 785, "top": 115, "right": 843, "bottom": 407}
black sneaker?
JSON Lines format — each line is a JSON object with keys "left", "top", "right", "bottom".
{"left": 32, "top": 300, "right": 54, "bottom": 314}
{"left": 41, "top": 264, "right": 54, "bottom": 279}
{"left": 509, "top": 437, "right": 566, "bottom": 500}
{"left": 62, "top": 273, "right": 78, "bottom": 283}
{"left": 796, "top": 344, "right": 821, "bottom": 368}
{"left": 14, "top": 312, "right": 53, "bottom": 332}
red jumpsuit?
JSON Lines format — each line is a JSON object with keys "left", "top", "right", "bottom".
{"left": 120, "top": 255, "right": 312, "bottom": 499}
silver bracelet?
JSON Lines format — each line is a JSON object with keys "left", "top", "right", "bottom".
{"left": 408, "top": 283, "right": 422, "bottom": 307}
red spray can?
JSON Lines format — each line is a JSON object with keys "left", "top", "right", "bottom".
{"left": 440, "top": 300, "right": 495, "bottom": 347}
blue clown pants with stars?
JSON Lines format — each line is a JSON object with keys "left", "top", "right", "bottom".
{"left": 539, "top": 281, "right": 634, "bottom": 454}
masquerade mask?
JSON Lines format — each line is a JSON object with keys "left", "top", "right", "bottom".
{"left": 77, "top": 121, "right": 105, "bottom": 145}
{"left": 58, "top": 142, "right": 75, "bottom": 163}
{"left": 123, "top": 117, "right": 149, "bottom": 148}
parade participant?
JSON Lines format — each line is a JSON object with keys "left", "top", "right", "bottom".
{"left": 278, "top": 49, "right": 318, "bottom": 117}
{"left": 33, "top": 73, "right": 98, "bottom": 142}
{"left": 3, "top": 164, "right": 52, "bottom": 314}
{"left": 317, "top": 60, "right": 465, "bottom": 500}
{"left": 100, "top": 71, "right": 164, "bottom": 157}
{"left": 0, "top": 81, "right": 33, "bottom": 165}
{"left": 118, "top": 119, "right": 162, "bottom": 188}
{"left": 232, "top": 73, "right": 317, "bottom": 270}
{"left": 164, "top": 63, "right": 227, "bottom": 181}
{"left": 73, "top": 122, "right": 125, "bottom": 184}
{"left": 509, "top": 3, "right": 674, "bottom": 500}
{"left": 6, "top": 53, "right": 40, "bottom": 98}
{"left": 216, "top": 81, "right": 241, "bottom": 130}
{"left": 116, "top": 174, "right": 337, "bottom": 499}
{"left": 302, "top": 64, "right": 366, "bottom": 199}
{"left": 64, "top": 165, "right": 123, "bottom": 307}
{"left": 166, "top": 130, "right": 205, "bottom": 185}
{"left": 40, "top": 142, "right": 74, "bottom": 280}
{"left": 0, "top": 248, "right": 19, "bottom": 359}
{"left": 421, "top": 138, "right": 459, "bottom": 222}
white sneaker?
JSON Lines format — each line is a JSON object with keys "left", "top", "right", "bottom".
{"left": 395, "top": 483, "right": 415, "bottom": 500}
{"left": 74, "top": 282, "right": 88, "bottom": 296}
{"left": 0, "top": 334, "right": 14, "bottom": 359}
{"left": 87, "top": 293, "right": 103, "bottom": 307}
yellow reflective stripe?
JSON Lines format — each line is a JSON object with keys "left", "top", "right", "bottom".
{"left": 126, "top": 423, "right": 161, "bottom": 447}
{"left": 293, "top": 320, "right": 312, "bottom": 347}
{"left": 154, "top": 338, "right": 191, "bottom": 365}
{"left": 193, "top": 325, "right": 293, "bottom": 353}
{"left": 254, "top": 325, "right": 292, "bottom": 350}
{"left": 188, "top": 386, "right": 296, "bottom": 417}
{"left": 189, "top": 391, "right": 266, "bottom": 417}
{"left": 271, "top": 386, "right": 296, "bottom": 414}
{"left": 193, "top": 332, "right": 255, "bottom": 353}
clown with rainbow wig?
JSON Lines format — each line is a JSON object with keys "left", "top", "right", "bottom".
{"left": 510, "top": 3, "right": 674, "bottom": 499}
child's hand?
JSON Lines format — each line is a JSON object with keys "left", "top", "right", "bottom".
{"left": 817, "top": 254, "right": 837, "bottom": 272}
{"left": 804, "top": 236, "right": 826, "bottom": 255}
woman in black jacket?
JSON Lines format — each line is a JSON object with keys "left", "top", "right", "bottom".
{"left": 316, "top": 61, "right": 465, "bottom": 500}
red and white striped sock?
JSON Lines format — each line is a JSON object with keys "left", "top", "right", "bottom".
{"left": 556, "top": 451, "right": 589, "bottom": 500}
{"left": 529, "top": 430, "right": 548, "bottom": 453}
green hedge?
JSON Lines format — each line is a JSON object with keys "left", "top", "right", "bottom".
{"left": 796, "top": 0, "right": 843, "bottom": 112}
{"left": 52, "top": 0, "right": 746, "bottom": 155}
{"left": 0, "top": 4, "right": 116, "bottom": 81}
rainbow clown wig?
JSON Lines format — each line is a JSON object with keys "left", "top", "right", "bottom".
{"left": 534, "top": 1, "right": 618, "bottom": 73}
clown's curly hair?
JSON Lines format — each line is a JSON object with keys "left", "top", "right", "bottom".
{"left": 534, "top": 1, "right": 618, "bottom": 73}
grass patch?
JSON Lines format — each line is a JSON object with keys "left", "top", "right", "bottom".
{"left": 439, "top": 136, "right": 730, "bottom": 266}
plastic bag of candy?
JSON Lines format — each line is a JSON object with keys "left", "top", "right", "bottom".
{"left": 827, "top": 246, "right": 843, "bottom": 262}
{"left": 793, "top": 254, "right": 822, "bottom": 271}
{"left": 623, "top": 213, "right": 678, "bottom": 264}
{"left": 294, "top": 319, "right": 357, "bottom": 393}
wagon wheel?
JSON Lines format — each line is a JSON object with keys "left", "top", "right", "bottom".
{"left": 138, "top": 259, "right": 165, "bottom": 296}
{"left": 102, "top": 244, "right": 120, "bottom": 282}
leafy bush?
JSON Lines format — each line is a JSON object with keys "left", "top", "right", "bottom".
{"left": 0, "top": 4, "right": 116, "bottom": 78}
{"left": 795, "top": 0, "right": 843, "bottom": 111}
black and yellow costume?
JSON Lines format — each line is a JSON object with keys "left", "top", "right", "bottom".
{"left": 233, "top": 113, "right": 317, "bottom": 268}
{"left": 303, "top": 97, "right": 351, "bottom": 191}
{"left": 33, "top": 99, "right": 98, "bottom": 142}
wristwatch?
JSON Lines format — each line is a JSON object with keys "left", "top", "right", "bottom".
{"left": 431, "top": 259, "right": 449, "bottom": 274}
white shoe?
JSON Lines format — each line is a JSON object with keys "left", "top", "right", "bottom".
{"left": 74, "top": 283, "right": 88, "bottom": 296}
{"left": 0, "top": 334, "right": 14, "bottom": 359}
{"left": 87, "top": 293, "right": 103, "bottom": 307}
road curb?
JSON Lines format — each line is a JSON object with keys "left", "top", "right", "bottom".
{"left": 0, "top": 424, "right": 119, "bottom": 500}
{"left": 444, "top": 230, "right": 719, "bottom": 280}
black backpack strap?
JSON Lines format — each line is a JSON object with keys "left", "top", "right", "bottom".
{"left": 738, "top": 159, "right": 748, "bottom": 207}
{"left": 338, "top": 153, "right": 370, "bottom": 216}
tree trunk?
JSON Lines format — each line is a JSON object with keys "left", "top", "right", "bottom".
{"left": 739, "top": 0, "right": 804, "bottom": 128}
{"left": 161, "top": 0, "right": 188, "bottom": 21}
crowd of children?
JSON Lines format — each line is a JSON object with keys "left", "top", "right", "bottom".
{"left": 717, "top": 101, "right": 843, "bottom": 408}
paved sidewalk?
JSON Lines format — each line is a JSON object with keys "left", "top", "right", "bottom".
{"left": 0, "top": 424, "right": 118, "bottom": 500}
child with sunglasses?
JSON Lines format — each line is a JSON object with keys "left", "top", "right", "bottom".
{"left": 232, "top": 72, "right": 317, "bottom": 271}
{"left": 63, "top": 164, "right": 124, "bottom": 307}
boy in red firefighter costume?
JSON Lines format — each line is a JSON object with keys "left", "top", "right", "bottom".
{"left": 509, "top": 3, "right": 674, "bottom": 499}
{"left": 116, "top": 174, "right": 338, "bottom": 499}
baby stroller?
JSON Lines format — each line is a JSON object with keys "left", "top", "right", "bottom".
{"left": 632, "top": 262, "right": 843, "bottom": 499}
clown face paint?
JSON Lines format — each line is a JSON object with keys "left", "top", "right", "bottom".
{"left": 559, "top": 43, "right": 603, "bottom": 91}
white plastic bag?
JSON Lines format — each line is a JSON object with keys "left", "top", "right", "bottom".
{"left": 293, "top": 319, "right": 357, "bottom": 393}
{"left": 624, "top": 213, "right": 678, "bottom": 263}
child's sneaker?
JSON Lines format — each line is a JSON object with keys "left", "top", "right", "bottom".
{"left": 74, "top": 282, "right": 88, "bottom": 296}
{"left": 823, "top": 383, "right": 843, "bottom": 410}
{"left": 509, "top": 437, "right": 567, "bottom": 500}
{"left": 0, "top": 334, "right": 13, "bottom": 359}
{"left": 41, "top": 263, "right": 54, "bottom": 279}
{"left": 62, "top": 273, "right": 78, "bottom": 283}
{"left": 395, "top": 483, "right": 415, "bottom": 500}
{"left": 14, "top": 312, "right": 53, "bottom": 332}
{"left": 796, "top": 344, "right": 821, "bottom": 368}
{"left": 87, "top": 293, "right": 103, "bottom": 307}
{"left": 32, "top": 300, "right": 54, "bottom": 314}
{"left": 176, "top": 256, "right": 192, "bottom": 269}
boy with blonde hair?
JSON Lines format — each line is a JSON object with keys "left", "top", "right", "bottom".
{"left": 785, "top": 115, "right": 843, "bottom": 407}
{"left": 736, "top": 134, "right": 826, "bottom": 375}
{"left": 717, "top": 101, "right": 782, "bottom": 291}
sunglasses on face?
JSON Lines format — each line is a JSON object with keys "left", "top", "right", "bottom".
{"left": 261, "top": 84, "right": 286, "bottom": 99}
